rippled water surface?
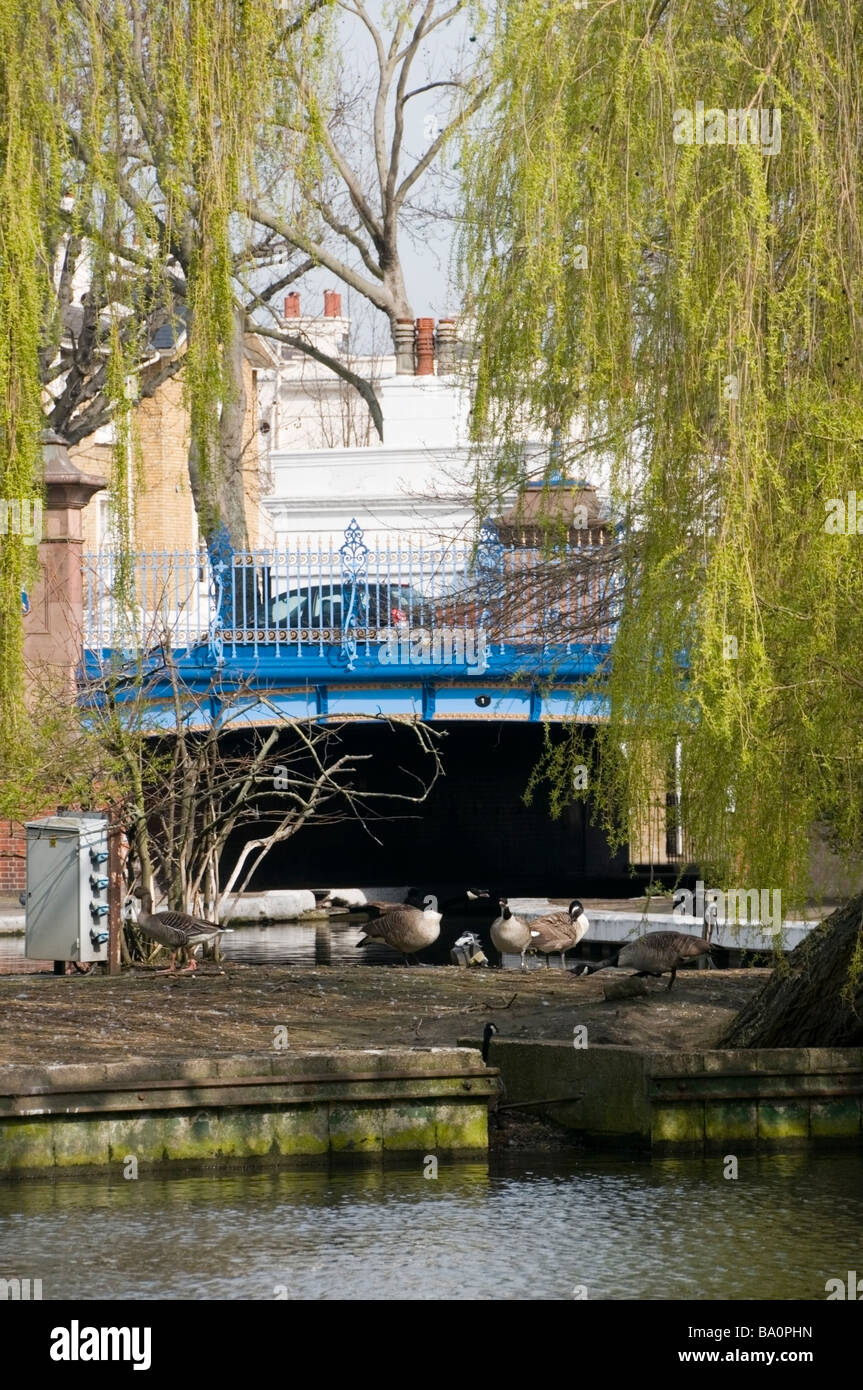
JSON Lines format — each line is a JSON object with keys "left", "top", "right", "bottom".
{"left": 0, "top": 1153, "right": 859, "bottom": 1300}
{"left": 1, "top": 917, "right": 539, "bottom": 971}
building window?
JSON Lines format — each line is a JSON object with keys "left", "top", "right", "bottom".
{"left": 97, "top": 495, "right": 117, "bottom": 549}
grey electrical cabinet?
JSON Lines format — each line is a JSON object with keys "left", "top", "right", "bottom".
{"left": 25, "top": 815, "right": 111, "bottom": 963}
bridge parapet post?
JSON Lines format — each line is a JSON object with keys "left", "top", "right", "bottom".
{"left": 475, "top": 517, "right": 504, "bottom": 648}
{"left": 339, "top": 518, "right": 369, "bottom": 671}
{"left": 26, "top": 431, "right": 105, "bottom": 694}
{"left": 206, "top": 523, "right": 235, "bottom": 666}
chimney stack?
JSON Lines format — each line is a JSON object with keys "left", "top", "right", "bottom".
{"left": 394, "top": 319, "right": 415, "bottom": 374}
{"left": 436, "top": 319, "right": 457, "bottom": 374}
{"left": 323, "top": 289, "right": 342, "bottom": 318}
{"left": 415, "top": 317, "right": 435, "bottom": 375}
{"left": 284, "top": 293, "right": 300, "bottom": 318}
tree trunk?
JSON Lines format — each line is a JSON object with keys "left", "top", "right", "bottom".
{"left": 185, "top": 304, "right": 258, "bottom": 622}
{"left": 186, "top": 304, "right": 250, "bottom": 550}
{"left": 382, "top": 261, "right": 413, "bottom": 351}
{"left": 720, "top": 895, "right": 863, "bottom": 1047}
{"left": 215, "top": 303, "right": 250, "bottom": 549}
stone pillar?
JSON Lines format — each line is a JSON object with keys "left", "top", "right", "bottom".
{"left": 23, "top": 431, "right": 106, "bottom": 695}
{"left": 436, "top": 319, "right": 457, "bottom": 374}
{"left": 415, "top": 317, "right": 435, "bottom": 375}
{"left": 394, "top": 319, "right": 415, "bottom": 375}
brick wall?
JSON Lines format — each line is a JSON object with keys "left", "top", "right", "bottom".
{"left": 0, "top": 820, "right": 26, "bottom": 894}
{"left": 134, "top": 374, "right": 198, "bottom": 552}
{"left": 72, "top": 441, "right": 112, "bottom": 553}
{"left": 74, "top": 346, "right": 271, "bottom": 554}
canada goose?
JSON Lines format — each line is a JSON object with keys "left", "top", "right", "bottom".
{"left": 490, "top": 899, "right": 533, "bottom": 971}
{"left": 575, "top": 930, "right": 713, "bottom": 991}
{"left": 481, "top": 1021, "right": 498, "bottom": 1063}
{"left": 133, "top": 889, "right": 231, "bottom": 974}
{"left": 361, "top": 887, "right": 427, "bottom": 919}
{"left": 355, "top": 902, "right": 442, "bottom": 964}
{"left": 528, "top": 899, "right": 590, "bottom": 968}
{"left": 703, "top": 898, "right": 720, "bottom": 944}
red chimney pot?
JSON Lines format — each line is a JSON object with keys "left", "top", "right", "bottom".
{"left": 415, "top": 317, "right": 435, "bottom": 375}
{"left": 324, "top": 290, "right": 342, "bottom": 318}
{"left": 284, "top": 293, "right": 300, "bottom": 318}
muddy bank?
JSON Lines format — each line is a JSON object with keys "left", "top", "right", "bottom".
{"left": 0, "top": 964, "right": 765, "bottom": 1067}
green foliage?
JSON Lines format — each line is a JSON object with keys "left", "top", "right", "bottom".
{"left": 0, "top": 672, "right": 127, "bottom": 825}
{"left": 462, "top": 0, "right": 863, "bottom": 908}
{"left": 150, "top": 0, "right": 280, "bottom": 529}
{"left": 77, "top": 0, "right": 287, "bottom": 533}
{"left": 0, "top": 0, "right": 308, "bottom": 764}
{"left": 0, "top": 0, "right": 65, "bottom": 758}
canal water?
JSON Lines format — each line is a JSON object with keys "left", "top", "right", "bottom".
{"left": 0, "top": 920, "right": 410, "bottom": 973}
{"left": 0, "top": 1152, "right": 859, "bottom": 1300}
{"left": 0, "top": 918, "right": 553, "bottom": 972}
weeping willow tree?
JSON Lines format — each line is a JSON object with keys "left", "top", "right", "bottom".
{"left": 461, "top": 0, "right": 863, "bottom": 921}
{"left": 61, "top": 0, "right": 317, "bottom": 541}
{"left": 0, "top": 0, "right": 324, "bottom": 767}
{"left": 0, "top": 1, "right": 64, "bottom": 757}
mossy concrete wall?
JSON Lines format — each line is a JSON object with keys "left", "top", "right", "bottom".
{"left": 0, "top": 1049, "right": 496, "bottom": 1177}
{"left": 479, "top": 1040, "right": 863, "bottom": 1153}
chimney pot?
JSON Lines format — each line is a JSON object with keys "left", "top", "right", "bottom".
{"left": 394, "top": 318, "right": 415, "bottom": 374}
{"left": 284, "top": 293, "right": 300, "bottom": 318}
{"left": 415, "top": 317, "right": 435, "bottom": 375}
{"left": 323, "top": 289, "right": 342, "bottom": 318}
{"left": 436, "top": 318, "right": 457, "bottom": 374}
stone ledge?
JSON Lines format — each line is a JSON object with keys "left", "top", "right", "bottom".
{"left": 0, "top": 1048, "right": 496, "bottom": 1174}
{"left": 0, "top": 1046, "right": 493, "bottom": 1096}
{"left": 462, "top": 1037, "right": 863, "bottom": 1152}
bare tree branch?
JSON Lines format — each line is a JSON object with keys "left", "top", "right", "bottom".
{"left": 248, "top": 314, "right": 384, "bottom": 442}
{"left": 246, "top": 199, "right": 393, "bottom": 313}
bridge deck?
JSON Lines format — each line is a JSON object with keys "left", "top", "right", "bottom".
{"left": 81, "top": 520, "right": 616, "bottom": 724}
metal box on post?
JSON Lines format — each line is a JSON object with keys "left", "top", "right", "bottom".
{"left": 25, "top": 815, "right": 111, "bottom": 964}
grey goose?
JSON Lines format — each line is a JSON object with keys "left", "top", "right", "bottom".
{"left": 134, "top": 889, "right": 230, "bottom": 973}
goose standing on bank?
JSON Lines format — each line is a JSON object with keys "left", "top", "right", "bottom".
{"left": 528, "top": 899, "right": 590, "bottom": 969}
{"left": 355, "top": 900, "right": 442, "bottom": 964}
{"left": 134, "top": 889, "right": 231, "bottom": 974}
{"left": 489, "top": 899, "right": 533, "bottom": 971}
{"left": 360, "top": 887, "right": 427, "bottom": 918}
{"left": 481, "top": 1021, "right": 498, "bottom": 1063}
{"left": 575, "top": 930, "right": 713, "bottom": 991}
{"left": 703, "top": 898, "right": 720, "bottom": 944}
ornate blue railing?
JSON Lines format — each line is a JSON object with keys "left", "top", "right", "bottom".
{"left": 81, "top": 519, "right": 617, "bottom": 672}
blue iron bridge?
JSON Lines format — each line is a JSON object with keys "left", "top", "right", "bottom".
{"left": 81, "top": 520, "right": 615, "bottom": 725}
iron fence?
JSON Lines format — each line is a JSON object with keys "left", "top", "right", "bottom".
{"left": 82, "top": 518, "right": 618, "bottom": 665}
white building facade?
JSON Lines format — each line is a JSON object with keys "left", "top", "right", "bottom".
{"left": 257, "top": 293, "right": 507, "bottom": 546}
{"left": 256, "top": 291, "right": 606, "bottom": 549}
